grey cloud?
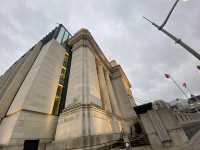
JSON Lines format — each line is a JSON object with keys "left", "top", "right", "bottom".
{"left": 0, "top": 0, "right": 199, "bottom": 104}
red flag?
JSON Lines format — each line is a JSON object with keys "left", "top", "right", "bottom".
{"left": 164, "top": 74, "right": 170, "bottom": 79}
{"left": 182, "top": 82, "right": 187, "bottom": 88}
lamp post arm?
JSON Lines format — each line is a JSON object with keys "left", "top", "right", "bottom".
{"left": 161, "top": 28, "right": 200, "bottom": 61}
{"left": 143, "top": 16, "right": 200, "bottom": 61}
{"left": 159, "top": 0, "right": 180, "bottom": 29}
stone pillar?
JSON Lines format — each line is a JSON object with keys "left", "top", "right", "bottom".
{"left": 96, "top": 62, "right": 112, "bottom": 113}
{"left": 111, "top": 65, "right": 136, "bottom": 133}
{"left": 65, "top": 45, "right": 102, "bottom": 107}
{"left": 104, "top": 70, "right": 121, "bottom": 117}
{"left": 104, "top": 70, "right": 122, "bottom": 132}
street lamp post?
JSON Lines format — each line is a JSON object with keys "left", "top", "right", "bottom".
{"left": 143, "top": 0, "right": 200, "bottom": 61}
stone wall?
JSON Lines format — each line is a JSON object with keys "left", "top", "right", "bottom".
{"left": 7, "top": 40, "right": 66, "bottom": 115}
{"left": 0, "top": 39, "right": 66, "bottom": 145}
{"left": 54, "top": 28, "right": 136, "bottom": 146}
{"left": 0, "top": 28, "right": 137, "bottom": 149}
{"left": 0, "top": 42, "right": 43, "bottom": 121}
{"left": 136, "top": 101, "right": 189, "bottom": 150}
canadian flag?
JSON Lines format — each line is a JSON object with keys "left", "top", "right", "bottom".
{"left": 164, "top": 74, "right": 170, "bottom": 79}
{"left": 182, "top": 82, "right": 187, "bottom": 88}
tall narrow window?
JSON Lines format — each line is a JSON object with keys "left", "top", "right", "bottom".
{"left": 63, "top": 53, "right": 68, "bottom": 66}
{"left": 52, "top": 85, "right": 63, "bottom": 115}
{"left": 52, "top": 53, "right": 69, "bottom": 115}
{"left": 59, "top": 68, "right": 66, "bottom": 85}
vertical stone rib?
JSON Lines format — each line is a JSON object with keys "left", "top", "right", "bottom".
{"left": 104, "top": 70, "right": 121, "bottom": 117}
{"left": 96, "top": 62, "right": 112, "bottom": 113}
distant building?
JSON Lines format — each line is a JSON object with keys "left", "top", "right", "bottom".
{"left": 170, "top": 95, "right": 200, "bottom": 113}
{"left": 170, "top": 98, "right": 189, "bottom": 110}
{"left": 188, "top": 95, "right": 200, "bottom": 112}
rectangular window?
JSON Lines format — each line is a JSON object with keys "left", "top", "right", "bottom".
{"left": 52, "top": 85, "right": 63, "bottom": 115}
{"left": 56, "top": 27, "right": 65, "bottom": 44}
{"left": 52, "top": 97, "right": 61, "bottom": 115}
{"left": 59, "top": 68, "right": 66, "bottom": 85}
{"left": 56, "top": 85, "right": 63, "bottom": 98}
{"left": 52, "top": 52, "right": 69, "bottom": 115}
{"left": 63, "top": 53, "right": 68, "bottom": 66}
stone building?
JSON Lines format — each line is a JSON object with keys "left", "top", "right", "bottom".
{"left": 0, "top": 24, "right": 136, "bottom": 149}
{"left": 0, "top": 24, "right": 199, "bottom": 150}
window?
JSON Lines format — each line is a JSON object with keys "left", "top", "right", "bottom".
{"left": 56, "top": 85, "right": 63, "bottom": 97}
{"left": 52, "top": 97, "right": 61, "bottom": 115}
{"left": 52, "top": 85, "right": 63, "bottom": 115}
{"left": 56, "top": 26, "right": 71, "bottom": 45}
{"left": 56, "top": 27, "right": 65, "bottom": 44}
{"left": 59, "top": 68, "right": 66, "bottom": 85}
{"left": 52, "top": 53, "right": 69, "bottom": 115}
{"left": 63, "top": 53, "right": 68, "bottom": 66}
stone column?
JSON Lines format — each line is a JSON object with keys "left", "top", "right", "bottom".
{"left": 105, "top": 70, "right": 122, "bottom": 132}
{"left": 65, "top": 45, "right": 102, "bottom": 107}
{"left": 96, "top": 62, "right": 112, "bottom": 113}
{"left": 104, "top": 70, "right": 121, "bottom": 117}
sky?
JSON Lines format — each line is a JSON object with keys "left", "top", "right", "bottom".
{"left": 0, "top": 0, "right": 200, "bottom": 104}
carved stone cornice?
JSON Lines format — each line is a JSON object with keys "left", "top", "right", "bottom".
{"left": 68, "top": 28, "right": 112, "bottom": 70}
{"left": 111, "top": 65, "right": 131, "bottom": 88}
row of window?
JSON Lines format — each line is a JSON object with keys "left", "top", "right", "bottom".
{"left": 56, "top": 26, "right": 71, "bottom": 46}
{"left": 52, "top": 53, "right": 69, "bottom": 115}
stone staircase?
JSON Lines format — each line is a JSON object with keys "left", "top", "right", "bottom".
{"left": 129, "top": 134, "right": 150, "bottom": 147}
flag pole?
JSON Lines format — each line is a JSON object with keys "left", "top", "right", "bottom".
{"left": 186, "top": 86, "right": 193, "bottom": 97}
{"left": 182, "top": 82, "right": 193, "bottom": 97}
{"left": 168, "top": 76, "right": 189, "bottom": 99}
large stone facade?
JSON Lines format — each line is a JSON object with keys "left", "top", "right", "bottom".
{"left": 54, "top": 29, "right": 137, "bottom": 147}
{"left": 1, "top": 25, "right": 197, "bottom": 150}
{"left": 0, "top": 27, "right": 136, "bottom": 149}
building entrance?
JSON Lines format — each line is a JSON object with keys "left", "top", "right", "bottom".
{"left": 23, "top": 140, "right": 39, "bottom": 150}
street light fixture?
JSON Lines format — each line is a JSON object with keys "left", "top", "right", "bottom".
{"left": 143, "top": 0, "right": 200, "bottom": 61}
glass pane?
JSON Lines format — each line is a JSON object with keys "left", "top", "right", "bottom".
{"left": 63, "top": 54, "right": 68, "bottom": 66}
{"left": 56, "top": 27, "right": 65, "bottom": 43}
{"left": 62, "top": 31, "right": 70, "bottom": 44}
{"left": 56, "top": 85, "right": 63, "bottom": 97}
{"left": 52, "top": 97, "right": 60, "bottom": 115}
{"left": 59, "top": 68, "right": 66, "bottom": 85}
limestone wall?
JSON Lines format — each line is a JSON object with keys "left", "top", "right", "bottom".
{"left": 0, "top": 39, "right": 66, "bottom": 145}
{"left": 7, "top": 39, "right": 66, "bottom": 115}
{"left": 111, "top": 72, "right": 136, "bottom": 133}
{"left": 0, "top": 111, "right": 58, "bottom": 145}
{"left": 55, "top": 29, "right": 127, "bottom": 142}
{"left": 0, "top": 42, "right": 43, "bottom": 120}
{"left": 139, "top": 101, "right": 188, "bottom": 150}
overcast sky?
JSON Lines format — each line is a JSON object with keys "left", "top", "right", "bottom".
{"left": 0, "top": 0, "right": 200, "bottom": 104}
